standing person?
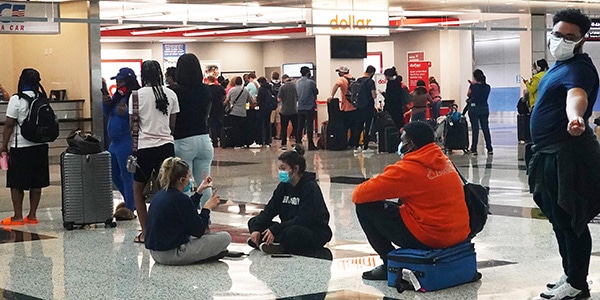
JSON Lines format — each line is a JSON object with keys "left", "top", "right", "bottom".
{"left": 224, "top": 76, "right": 253, "bottom": 149}
{"left": 145, "top": 157, "right": 231, "bottom": 265}
{"left": 467, "top": 69, "right": 493, "bottom": 155}
{"left": 269, "top": 72, "right": 282, "bottom": 140}
{"left": 352, "top": 122, "right": 469, "bottom": 280}
{"left": 0, "top": 68, "right": 50, "bottom": 226}
{"left": 246, "top": 73, "right": 260, "bottom": 148}
{"left": 247, "top": 144, "right": 332, "bottom": 254}
{"left": 207, "top": 76, "right": 226, "bottom": 148}
{"left": 523, "top": 59, "right": 549, "bottom": 111}
{"left": 278, "top": 74, "right": 298, "bottom": 151}
{"left": 130, "top": 60, "right": 180, "bottom": 244}
{"left": 171, "top": 53, "right": 214, "bottom": 206}
{"left": 410, "top": 80, "right": 433, "bottom": 123}
{"left": 327, "top": 66, "right": 357, "bottom": 150}
{"left": 354, "top": 65, "right": 377, "bottom": 153}
{"left": 296, "top": 66, "right": 319, "bottom": 151}
{"left": 529, "top": 9, "right": 600, "bottom": 300}
{"left": 102, "top": 67, "right": 141, "bottom": 219}
{"left": 428, "top": 76, "right": 442, "bottom": 119}
{"left": 165, "top": 67, "right": 177, "bottom": 90}
{"left": 381, "top": 67, "right": 408, "bottom": 129}
{"left": 256, "top": 77, "right": 273, "bottom": 147}
{"left": 0, "top": 83, "right": 9, "bottom": 102}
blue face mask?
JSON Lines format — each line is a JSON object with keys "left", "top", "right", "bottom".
{"left": 278, "top": 170, "right": 291, "bottom": 183}
{"left": 183, "top": 178, "right": 193, "bottom": 192}
{"left": 397, "top": 141, "right": 411, "bottom": 158}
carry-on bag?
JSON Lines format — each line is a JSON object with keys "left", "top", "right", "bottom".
{"left": 378, "top": 126, "right": 400, "bottom": 153}
{"left": 61, "top": 151, "right": 117, "bottom": 230}
{"left": 444, "top": 117, "right": 469, "bottom": 153}
{"left": 387, "top": 241, "right": 480, "bottom": 292}
{"left": 517, "top": 114, "right": 531, "bottom": 143}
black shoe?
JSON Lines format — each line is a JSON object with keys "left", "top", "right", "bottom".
{"left": 247, "top": 238, "right": 259, "bottom": 249}
{"left": 362, "top": 264, "right": 387, "bottom": 280}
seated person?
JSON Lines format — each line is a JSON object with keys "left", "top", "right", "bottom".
{"left": 352, "top": 121, "right": 470, "bottom": 280}
{"left": 145, "top": 157, "right": 231, "bottom": 265}
{"left": 247, "top": 144, "right": 332, "bottom": 254}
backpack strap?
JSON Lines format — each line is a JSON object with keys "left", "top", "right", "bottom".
{"left": 130, "top": 91, "right": 140, "bottom": 154}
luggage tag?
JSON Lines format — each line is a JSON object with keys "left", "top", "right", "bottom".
{"left": 402, "top": 268, "right": 424, "bottom": 292}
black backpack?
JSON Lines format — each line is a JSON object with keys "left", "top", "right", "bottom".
{"left": 18, "top": 92, "right": 59, "bottom": 143}
{"left": 347, "top": 77, "right": 369, "bottom": 108}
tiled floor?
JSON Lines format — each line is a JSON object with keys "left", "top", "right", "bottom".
{"left": 0, "top": 112, "right": 600, "bottom": 299}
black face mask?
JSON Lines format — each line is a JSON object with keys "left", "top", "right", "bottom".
{"left": 338, "top": 72, "right": 344, "bottom": 77}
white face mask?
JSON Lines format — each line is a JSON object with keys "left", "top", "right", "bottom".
{"left": 548, "top": 35, "right": 582, "bottom": 61}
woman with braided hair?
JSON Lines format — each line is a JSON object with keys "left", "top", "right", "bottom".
{"left": 129, "top": 60, "right": 180, "bottom": 243}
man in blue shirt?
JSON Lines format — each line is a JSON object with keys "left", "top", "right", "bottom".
{"left": 529, "top": 9, "right": 600, "bottom": 300}
{"left": 296, "top": 66, "right": 319, "bottom": 150}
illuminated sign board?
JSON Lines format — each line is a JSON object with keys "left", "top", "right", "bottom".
{"left": 308, "top": 9, "right": 389, "bottom": 36}
{"left": 0, "top": 2, "right": 60, "bottom": 34}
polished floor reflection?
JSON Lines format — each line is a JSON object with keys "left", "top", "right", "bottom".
{"left": 0, "top": 112, "right": 599, "bottom": 299}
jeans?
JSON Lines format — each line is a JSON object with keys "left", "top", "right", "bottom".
{"left": 257, "top": 113, "right": 272, "bottom": 145}
{"left": 280, "top": 113, "right": 298, "bottom": 146}
{"left": 356, "top": 201, "right": 430, "bottom": 262}
{"left": 345, "top": 110, "right": 363, "bottom": 148}
{"left": 468, "top": 105, "right": 493, "bottom": 152}
{"left": 411, "top": 110, "right": 427, "bottom": 123}
{"left": 297, "top": 110, "right": 316, "bottom": 146}
{"left": 431, "top": 100, "right": 442, "bottom": 120}
{"left": 175, "top": 134, "right": 214, "bottom": 207}
{"left": 208, "top": 116, "right": 223, "bottom": 147}
{"left": 108, "top": 135, "right": 135, "bottom": 211}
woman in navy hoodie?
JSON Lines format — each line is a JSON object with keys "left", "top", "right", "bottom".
{"left": 248, "top": 144, "right": 332, "bottom": 254}
{"left": 102, "top": 68, "right": 140, "bottom": 218}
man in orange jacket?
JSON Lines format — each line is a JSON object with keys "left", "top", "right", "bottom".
{"left": 352, "top": 121, "right": 470, "bottom": 280}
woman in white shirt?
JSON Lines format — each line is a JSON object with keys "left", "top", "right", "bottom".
{"left": 129, "top": 60, "right": 180, "bottom": 243}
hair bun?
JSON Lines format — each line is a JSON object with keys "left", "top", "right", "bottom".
{"left": 293, "top": 144, "right": 305, "bottom": 156}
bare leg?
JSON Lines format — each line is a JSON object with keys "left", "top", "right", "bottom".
{"left": 133, "top": 180, "right": 147, "bottom": 239}
{"left": 27, "top": 188, "right": 41, "bottom": 220}
{"left": 10, "top": 188, "right": 25, "bottom": 221}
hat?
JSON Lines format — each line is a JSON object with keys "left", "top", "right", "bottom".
{"left": 335, "top": 66, "right": 349, "bottom": 73}
{"left": 111, "top": 68, "right": 136, "bottom": 80}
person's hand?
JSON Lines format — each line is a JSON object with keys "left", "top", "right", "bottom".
{"left": 0, "top": 146, "right": 8, "bottom": 154}
{"left": 261, "top": 228, "right": 275, "bottom": 245}
{"left": 467, "top": 79, "right": 472, "bottom": 85}
{"left": 102, "top": 94, "right": 112, "bottom": 104}
{"left": 567, "top": 117, "right": 585, "bottom": 136}
{"left": 196, "top": 173, "right": 213, "bottom": 193}
{"left": 327, "top": 96, "right": 333, "bottom": 103}
{"left": 250, "top": 231, "right": 261, "bottom": 246}
{"left": 202, "top": 188, "right": 220, "bottom": 210}
{"left": 117, "top": 102, "right": 127, "bottom": 115}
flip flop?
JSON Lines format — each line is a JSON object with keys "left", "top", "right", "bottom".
{"left": 0, "top": 217, "right": 24, "bottom": 226}
{"left": 134, "top": 232, "right": 144, "bottom": 244}
{"left": 23, "top": 216, "right": 39, "bottom": 224}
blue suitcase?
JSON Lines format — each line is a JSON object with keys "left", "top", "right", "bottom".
{"left": 387, "top": 241, "right": 480, "bottom": 292}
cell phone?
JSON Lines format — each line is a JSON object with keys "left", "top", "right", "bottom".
{"left": 101, "top": 86, "right": 109, "bottom": 96}
{"left": 271, "top": 254, "right": 292, "bottom": 258}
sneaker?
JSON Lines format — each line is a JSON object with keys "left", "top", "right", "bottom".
{"left": 353, "top": 147, "right": 361, "bottom": 153}
{"left": 363, "top": 148, "right": 374, "bottom": 154}
{"left": 470, "top": 150, "right": 478, "bottom": 156}
{"left": 362, "top": 264, "right": 387, "bottom": 281}
{"left": 540, "top": 282, "right": 589, "bottom": 300}
{"left": 280, "top": 145, "right": 287, "bottom": 151}
{"left": 247, "top": 238, "right": 259, "bottom": 249}
{"left": 547, "top": 274, "right": 568, "bottom": 290}
{"left": 233, "top": 146, "right": 242, "bottom": 150}
{"left": 259, "top": 242, "right": 285, "bottom": 254}
{"left": 249, "top": 143, "right": 261, "bottom": 149}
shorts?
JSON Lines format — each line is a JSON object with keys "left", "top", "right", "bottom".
{"left": 7, "top": 144, "right": 49, "bottom": 190}
{"left": 270, "top": 105, "right": 281, "bottom": 123}
{"left": 134, "top": 143, "right": 175, "bottom": 183}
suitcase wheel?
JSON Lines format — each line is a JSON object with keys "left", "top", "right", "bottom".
{"left": 105, "top": 219, "right": 117, "bottom": 228}
{"left": 63, "top": 222, "right": 75, "bottom": 231}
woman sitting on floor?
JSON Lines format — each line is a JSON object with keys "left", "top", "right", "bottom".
{"left": 247, "top": 144, "right": 332, "bottom": 254}
{"left": 145, "top": 157, "right": 231, "bottom": 265}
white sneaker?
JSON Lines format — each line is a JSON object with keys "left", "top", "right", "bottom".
{"left": 249, "top": 143, "right": 261, "bottom": 149}
{"left": 547, "top": 274, "right": 568, "bottom": 289}
{"left": 233, "top": 146, "right": 242, "bottom": 150}
{"left": 363, "top": 148, "right": 374, "bottom": 154}
{"left": 353, "top": 147, "right": 361, "bottom": 153}
{"left": 540, "top": 282, "right": 587, "bottom": 300}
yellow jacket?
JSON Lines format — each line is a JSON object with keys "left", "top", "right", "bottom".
{"left": 525, "top": 70, "right": 546, "bottom": 109}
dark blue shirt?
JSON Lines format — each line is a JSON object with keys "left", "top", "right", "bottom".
{"left": 468, "top": 83, "right": 490, "bottom": 107}
{"left": 530, "top": 53, "right": 599, "bottom": 148}
{"left": 145, "top": 187, "right": 210, "bottom": 251}
{"left": 172, "top": 84, "right": 213, "bottom": 139}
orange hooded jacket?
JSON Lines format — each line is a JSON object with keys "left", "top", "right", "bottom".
{"left": 352, "top": 143, "right": 470, "bottom": 248}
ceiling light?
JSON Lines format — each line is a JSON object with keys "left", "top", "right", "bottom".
{"left": 252, "top": 35, "right": 290, "bottom": 40}
{"left": 159, "top": 39, "right": 196, "bottom": 43}
{"left": 223, "top": 39, "right": 258, "bottom": 42}
{"left": 101, "top": 38, "right": 133, "bottom": 43}
{"left": 121, "top": 11, "right": 171, "bottom": 19}
{"left": 131, "top": 26, "right": 201, "bottom": 35}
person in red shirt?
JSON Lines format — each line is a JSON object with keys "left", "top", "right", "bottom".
{"left": 352, "top": 121, "right": 470, "bottom": 280}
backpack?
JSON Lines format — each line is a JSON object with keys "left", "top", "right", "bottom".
{"left": 270, "top": 81, "right": 281, "bottom": 96}
{"left": 346, "top": 77, "right": 369, "bottom": 108}
{"left": 267, "top": 91, "right": 277, "bottom": 111}
{"left": 18, "top": 92, "right": 59, "bottom": 143}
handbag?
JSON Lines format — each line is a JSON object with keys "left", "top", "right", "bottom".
{"left": 452, "top": 162, "right": 490, "bottom": 238}
{"left": 224, "top": 89, "right": 243, "bottom": 116}
{"left": 143, "top": 168, "right": 160, "bottom": 203}
{"left": 66, "top": 130, "right": 103, "bottom": 154}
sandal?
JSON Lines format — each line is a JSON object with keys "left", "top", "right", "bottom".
{"left": 0, "top": 217, "right": 24, "bottom": 226}
{"left": 134, "top": 232, "right": 145, "bottom": 244}
{"left": 24, "top": 216, "right": 39, "bottom": 224}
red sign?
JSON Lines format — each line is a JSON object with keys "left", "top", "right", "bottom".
{"left": 407, "top": 52, "right": 425, "bottom": 62}
{"left": 407, "top": 61, "right": 431, "bottom": 91}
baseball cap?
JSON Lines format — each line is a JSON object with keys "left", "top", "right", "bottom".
{"left": 110, "top": 67, "right": 136, "bottom": 80}
{"left": 335, "top": 66, "right": 349, "bottom": 73}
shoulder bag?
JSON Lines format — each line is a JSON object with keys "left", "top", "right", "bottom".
{"left": 225, "top": 89, "right": 243, "bottom": 116}
{"left": 452, "top": 162, "right": 490, "bottom": 238}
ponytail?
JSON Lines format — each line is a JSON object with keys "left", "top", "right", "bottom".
{"left": 159, "top": 157, "right": 189, "bottom": 189}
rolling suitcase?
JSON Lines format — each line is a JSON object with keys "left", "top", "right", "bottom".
{"left": 61, "top": 151, "right": 116, "bottom": 230}
{"left": 379, "top": 126, "right": 400, "bottom": 153}
{"left": 220, "top": 127, "right": 234, "bottom": 148}
{"left": 325, "top": 98, "right": 348, "bottom": 150}
{"left": 517, "top": 114, "right": 531, "bottom": 143}
{"left": 387, "top": 241, "right": 480, "bottom": 292}
{"left": 444, "top": 117, "right": 469, "bottom": 153}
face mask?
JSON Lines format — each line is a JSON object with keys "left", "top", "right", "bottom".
{"left": 278, "top": 170, "right": 291, "bottom": 183}
{"left": 548, "top": 36, "right": 582, "bottom": 61}
{"left": 397, "top": 141, "right": 411, "bottom": 158}
{"left": 183, "top": 177, "right": 193, "bottom": 192}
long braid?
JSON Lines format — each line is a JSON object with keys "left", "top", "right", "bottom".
{"left": 141, "top": 60, "right": 169, "bottom": 115}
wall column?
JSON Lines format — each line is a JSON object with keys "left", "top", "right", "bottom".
{"left": 88, "top": 0, "right": 104, "bottom": 147}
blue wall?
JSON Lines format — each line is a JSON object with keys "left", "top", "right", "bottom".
{"left": 489, "top": 87, "right": 600, "bottom": 112}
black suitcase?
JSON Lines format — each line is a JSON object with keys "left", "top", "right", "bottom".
{"left": 379, "top": 126, "right": 400, "bottom": 153}
{"left": 444, "top": 118, "right": 469, "bottom": 152}
{"left": 518, "top": 114, "right": 531, "bottom": 143}
{"left": 375, "top": 111, "right": 396, "bottom": 132}
{"left": 325, "top": 98, "right": 348, "bottom": 151}
{"left": 220, "top": 127, "right": 234, "bottom": 148}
